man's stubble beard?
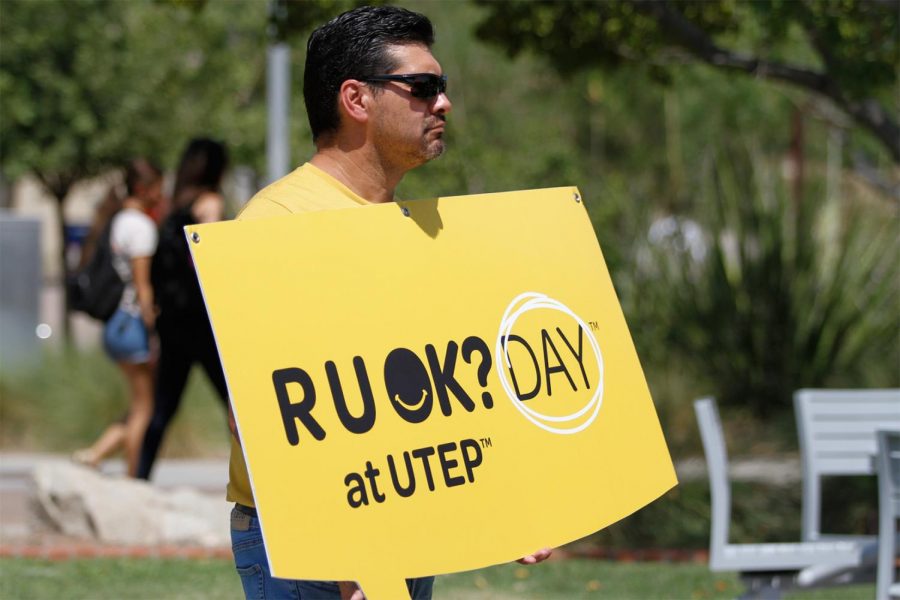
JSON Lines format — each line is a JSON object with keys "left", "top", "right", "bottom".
{"left": 425, "top": 139, "right": 446, "bottom": 161}
{"left": 422, "top": 115, "right": 447, "bottom": 162}
{"left": 402, "top": 136, "right": 444, "bottom": 171}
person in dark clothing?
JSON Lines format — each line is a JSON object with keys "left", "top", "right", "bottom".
{"left": 137, "top": 138, "right": 230, "bottom": 480}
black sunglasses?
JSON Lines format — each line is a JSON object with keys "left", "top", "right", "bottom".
{"left": 362, "top": 73, "right": 447, "bottom": 99}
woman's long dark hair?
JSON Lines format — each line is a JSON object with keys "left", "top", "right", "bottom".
{"left": 171, "top": 138, "right": 229, "bottom": 210}
{"left": 80, "top": 158, "right": 161, "bottom": 267}
{"left": 125, "top": 157, "right": 163, "bottom": 198}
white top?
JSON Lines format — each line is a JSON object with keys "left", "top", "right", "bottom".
{"left": 109, "top": 207, "right": 157, "bottom": 315}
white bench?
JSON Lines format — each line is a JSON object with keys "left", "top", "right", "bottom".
{"left": 794, "top": 389, "right": 900, "bottom": 542}
{"left": 876, "top": 430, "right": 900, "bottom": 600}
{"left": 695, "top": 397, "right": 876, "bottom": 599}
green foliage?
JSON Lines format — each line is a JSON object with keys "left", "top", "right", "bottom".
{"left": 474, "top": 0, "right": 723, "bottom": 73}
{"left": 475, "top": 0, "right": 898, "bottom": 94}
{"left": 585, "top": 474, "right": 877, "bottom": 551}
{"left": 0, "top": 0, "right": 271, "bottom": 336}
{"left": 585, "top": 483, "right": 715, "bottom": 550}
{"left": 474, "top": 0, "right": 899, "bottom": 162}
{"left": 0, "top": 0, "right": 270, "bottom": 194}
{"left": 0, "top": 348, "right": 229, "bottom": 457}
{"left": 0, "top": 348, "right": 125, "bottom": 449}
{"left": 631, "top": 148, "right": 899, "bottom": 416}
{"left": 747, "top": 0, "right": 898, "bottom": 98}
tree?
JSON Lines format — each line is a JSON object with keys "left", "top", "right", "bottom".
{"left": 474, "top": 0, "right": 899, "bottom": 163}
{"left": 0, "top": 0, "right": 268, "bottom": 338}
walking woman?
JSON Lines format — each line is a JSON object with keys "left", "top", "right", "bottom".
{"left": 75, "top": 158, "right": 163, "bottom": 476}
{"left": 137, "top": 138, "right": 230, "bottom": 479}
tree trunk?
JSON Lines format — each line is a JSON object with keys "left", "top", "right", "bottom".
{"left": 53, "top": 192, "right": 72, "bottom": 343}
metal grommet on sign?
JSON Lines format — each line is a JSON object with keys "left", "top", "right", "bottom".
{"left": 401, "top": 206, "right": 410, "bottom": 217}
{"left": 574, "top": 192, "right": 581, "bottom": 203}
{"left": 191, "top": 232, "right": 201, "bottom": 243}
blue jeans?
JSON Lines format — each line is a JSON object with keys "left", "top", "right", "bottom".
{"left": 103, "top": 308, "right": 150, "bottom": 363}
{"left": 231, "top": 506, "right": 435, "bottom": 599}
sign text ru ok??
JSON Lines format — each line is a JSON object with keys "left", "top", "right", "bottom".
{"left": 271, "top": 323, "right": 592, "bottom": 445}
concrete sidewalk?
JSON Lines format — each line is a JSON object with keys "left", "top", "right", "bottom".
{"left": 0, "top": 452, "right": 229, "bottom": 491}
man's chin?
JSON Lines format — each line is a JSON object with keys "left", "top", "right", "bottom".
{"left": 426, "top": 141, "right": 446, "bottom": 160}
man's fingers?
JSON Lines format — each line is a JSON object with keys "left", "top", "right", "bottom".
{"left": 516, "top": 547, "right": 553, "bottom": 565}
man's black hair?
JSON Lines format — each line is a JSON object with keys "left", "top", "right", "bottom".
{"left": 304, "top": 5, "right": 435, "bottom": 141}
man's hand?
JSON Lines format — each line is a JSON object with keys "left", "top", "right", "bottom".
{"left": 338, "top": 580, "right": 364, "bottom": 600}
{"left": 516, "top": 547, "right": 553, "bottom": 565}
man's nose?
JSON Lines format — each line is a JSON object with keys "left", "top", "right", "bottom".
{"left": 432, "top": 92, "right": 452, "bottom": 115}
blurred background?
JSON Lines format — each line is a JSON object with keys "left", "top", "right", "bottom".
{"left": 1, "top": 0, "right": 897, "bottom": 554}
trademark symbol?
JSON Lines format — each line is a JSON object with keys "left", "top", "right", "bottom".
{"left": 589, "top": 321, "right": 599, "bottom": 332}
{"left": 480, "top": 437, "right": 492, "bottom": 449}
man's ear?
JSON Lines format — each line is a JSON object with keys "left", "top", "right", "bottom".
{"left": 338, "top": 80, "right": 371, "bottom": 126}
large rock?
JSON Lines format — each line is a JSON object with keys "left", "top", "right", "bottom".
{"left": 33, "top": 462, "right": 230, "bottom": 547}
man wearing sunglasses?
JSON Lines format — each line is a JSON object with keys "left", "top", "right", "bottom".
{"left": 229, "top": 6, "right": 550, "bottom": 599}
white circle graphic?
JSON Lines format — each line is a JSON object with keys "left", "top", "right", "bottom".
{"left": 494, "top": 292, "right": 604, "bottom": 434}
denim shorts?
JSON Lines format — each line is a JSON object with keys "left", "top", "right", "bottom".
{"left": 103, "top": 308, "right": 150, "bottom": 364}
{"left": 231, "top": 506, "right": 435, "bottom": 599}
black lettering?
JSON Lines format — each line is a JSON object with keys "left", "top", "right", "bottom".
{"left": 344, "top": 472, "right": 368, "bottom": 508}
{"left": 542, "top": 329, "right": 576, "bottom": 396}
{"left": 363, "top": 460, "right": 386, "bottom": 503}
{"left": 460, "top": 438, "right": 483, "bottom": 483}
{"left": 411, "top": 446, "right": 437, "bottom": 491}
{"left": 426, "top": 342, "right": 476, "bottom": 416}
{"left": 272, "top": 368, "right": 325, "bottom": 445}
{"left": 461, "top": 336, "right": 494, "bottom": 409}
{"left": 384, "top": 348, "right": 434, "bottom": 424}
{"left": 387, "top": 452, "right": 416, "bottom": 498}
{"left": 501, "top": 335, "right": 540, "bottom": 401}
{"left": 326, "top": 358, "right": 376, "bottom": 434}
{"left": 557, "top": 325, "right": 590, "bottom": 389}
{"left": 437, "top": 442, "right": 465, "bottom": 488}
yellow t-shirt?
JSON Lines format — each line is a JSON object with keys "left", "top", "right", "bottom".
{"left": 227, "top": 162, "right": 370, "bottom": 506}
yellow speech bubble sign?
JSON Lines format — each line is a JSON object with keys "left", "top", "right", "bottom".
{"left": 187, "top": 187, "right": 676, "bottom": 599}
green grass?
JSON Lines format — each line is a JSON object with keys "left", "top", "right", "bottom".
{"left": 0, "top": 558, "right": 241, "bottom": 600}
{"left": 0, "top": 557, "right": 874, "bottom": 600}
{"left": 439, "top": 560, "right": 742, "bottom": 599}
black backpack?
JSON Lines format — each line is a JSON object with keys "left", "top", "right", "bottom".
{"left": 151, "top": 206, "right": 206, "bottom": 320}
{"left": 67, "top": 220, "right": 125, "bottom": 321}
